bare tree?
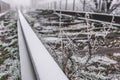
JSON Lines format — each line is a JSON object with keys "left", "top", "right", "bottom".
{"left": 54, "top": 1, "right": 57, "bottom": 10}
{"left": 65, "top": 0, "right": 68, "bottom": 10}
{"left": 83, "top": 0, "right": 86, "bottom": 11}
{"left": 91, "top": 0, "right": 120, "bottom": 13}
{"left": 73, "top": 0, "right": 76, "bottom": 10}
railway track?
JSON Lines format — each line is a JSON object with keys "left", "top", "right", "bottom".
{"left": 1, "top": 9, "right": 120, "bottom": 80}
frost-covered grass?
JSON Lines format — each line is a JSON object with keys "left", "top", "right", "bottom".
{"left": 25, "top": 10, "right": 120, "bottom": 80}
{"left": 0, "top": 11, "right": 21, "bottom": 80}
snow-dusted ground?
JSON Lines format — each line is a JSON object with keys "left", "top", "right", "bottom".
{"left": 25, "top": 10, "right": 120, "bottom": 80}
{"left": 0, "top": 11, "right": 21, "bottom": 80}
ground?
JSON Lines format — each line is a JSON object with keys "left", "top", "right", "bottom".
{"left": 25, "top": 9, "right": 120, "bottom": 80}
{"left": 0, "top": 11, "right": 21, "bottom": 80}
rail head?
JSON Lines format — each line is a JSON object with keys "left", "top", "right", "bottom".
{"left": 18, "top": 10, "right": 69, "bottom": 80}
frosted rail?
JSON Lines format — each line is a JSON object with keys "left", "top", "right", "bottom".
{"left": 18, "top": 10, "right": 69, "bottom": 80}
{"left": 18, "top": 20, "right": 36, "bottom": 80}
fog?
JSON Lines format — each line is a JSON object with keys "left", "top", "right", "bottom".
{"left": 2, "top": 0, "right": 118, "bottom": 7}
{"left": 3, "top": 0, "right": 31, "bottom": 7}
{"left": 3, "top": 0, "right": 74, "bottom": 7}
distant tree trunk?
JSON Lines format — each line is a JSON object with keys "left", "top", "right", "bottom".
{"left": 54, "top": 1, "right": 57, "bottom": 10}
{"left": 92, "top": 0, "right": 120, "bottom": 13}
{"left": 93, "top": 0, "right": 98, "bottom": 10}
{"left": 65, "top": 0, "right": 68, "bottom": 10}
{"left": 99, "top": 0, "right": 102, "bottom": 11}
{"left": 106, "top": 0, "right": 113, "bottom": 11}
{"left": 83, "top": 0, "right": 86, "bottom": 11}
{"left": 73, "top": 0, "right": 76, "bottom": 10}
{"left": 60, "top": 0, "right": 62, "bottom": 10}
{"left": 101, "top": 0, "right": 106, "bottom": 13}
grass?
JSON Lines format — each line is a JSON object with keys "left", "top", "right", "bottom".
{"left": 0, "top": 53, "right": 11, "bottom": 65}
{"left": 0, "top": 74, "right": 9, "bottom": 80}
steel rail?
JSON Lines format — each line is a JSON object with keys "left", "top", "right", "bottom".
{"left": 18, "top": 10, "right": 69, "bottom": 80}
{"left": 18, "top": 20, "right": 36, "bottom": 80}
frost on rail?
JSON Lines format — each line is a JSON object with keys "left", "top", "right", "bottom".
{"left": 18, "top": 10, "right": 69, "bottom": 80}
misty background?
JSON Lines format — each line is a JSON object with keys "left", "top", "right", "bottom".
{"left": 1, "top": 0, "right": 83, "bottom": 9}
{"left": 1, "top": 0, "right": 120, "bottom": 14}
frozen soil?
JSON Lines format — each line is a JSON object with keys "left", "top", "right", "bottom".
{"left": 25, "top": 10, "right": 120, "bottom": 80}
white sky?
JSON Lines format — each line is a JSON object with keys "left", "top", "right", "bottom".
{"left": 39, "top": 0, "right": 73, "bottom": 3}
{"left": 3, "top": 0, "right": 74, "bottom": 6}
{"left": 13, "top": 0, "right": 31, "bottom": 6}
{"left": 2, "top": 0, "right": 118, "bottom": 7}
{"left": 3, "top": 0, "right": 31, "bottom": 7}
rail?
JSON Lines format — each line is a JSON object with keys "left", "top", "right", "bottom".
{"left": 18, "top": 10, "right": 69, "bottom": 80}
{"left": 18, "top": 20, "right": 36, "bottom": 80}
